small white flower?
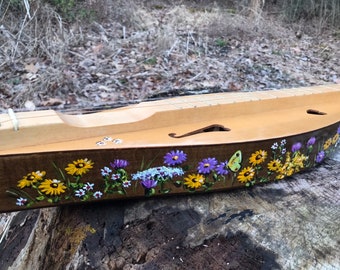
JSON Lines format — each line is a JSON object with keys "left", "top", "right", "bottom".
{"left": 101, "top": 167, "right": 112, "bottom": 176}
{"left": 271, "top": 142, "right": 278, "bottom": 150}
{"left": 16, "top": 197, "right": 28, "bottom": 206}
{"left": 93, "top": 191, "right": 103, "bottom": 199}
{"left": 111, "top": 174, "right": 120, "bottom": 181}
{"left": 84, "top": 182, "right": 94, "bottom": 191}
{"left": 75, "top": 189, "right": 86, "bottom": 197}
{"left": 122, "top": 180, "right": 131, "bottom": 188}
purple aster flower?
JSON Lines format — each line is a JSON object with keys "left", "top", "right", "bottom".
{"left": 216, "top": 161, "right": 229, "bottom": 175}
{"left": 292, "top": 142, "right": 302, "bottom": 152}
{"left": 93, "top": 191, "right": 103, "bottom": 199}
{"left": 101, "top": 167, "right": 112, "bottom": 177}
{"left": 164, "top": 150, "right": 187, "bottom": 166}
{"left": 197, "top": 157, "right": 218, "bottom": 174}
{"left": 337, "top": 125, "right": 340, "bottom": 134}
{"left": 75, "top": 189, "right": 86, "bottom": 197}
{"left": 141, "top": 179, "right": 158, "bottom": 189}
{"left": 16, "top": 197, "right": 28, "bottom": 206}
{"left": 84, "top": 182, "right": 94, "bottom": 191}
{"left": 315, "top": 151, "right": 325, "bottom": 163}
{"left": 307, "top": 137, "right": 316, "bottom": 147}
{"left": 110, "top": 159, "right": 129, "bottom": 169}
{"left": 122, "top": 180, "right": 131, "bottom": 188}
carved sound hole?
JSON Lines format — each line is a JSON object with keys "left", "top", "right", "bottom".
{"left": 306, "top": 109, "right": 327, "bottom": 115}
{"left": 169, "top": 124, "right": 231, "bottom": 138}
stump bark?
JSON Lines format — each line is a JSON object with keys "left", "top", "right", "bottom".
{"left": 1, "top": 153, "right": 339, "bottom": 270}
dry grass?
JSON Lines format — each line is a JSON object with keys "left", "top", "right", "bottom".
{"left": 0, "top": 0, "right": 338, "bottom": 110}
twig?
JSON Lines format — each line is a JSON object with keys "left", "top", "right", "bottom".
{"left": 166, "top": 39, "right": 178, "bottom": 57}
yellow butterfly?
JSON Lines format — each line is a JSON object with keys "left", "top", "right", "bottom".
{"left": 227, "top": 150, "right": 242, "bottom": 172}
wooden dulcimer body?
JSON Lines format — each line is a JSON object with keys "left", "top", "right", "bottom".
{"left": 1, "top": 84, "right": 339, "bottom": 212}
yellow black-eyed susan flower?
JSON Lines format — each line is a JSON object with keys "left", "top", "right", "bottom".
{"left": 65, "top": 158, "right": 94, "bottom": 176}
{"left": 17, "top": 170, "right": 46, "bottom": 189}
{"left": 267, "top": 160, "right": 282, "bottom": 172}
{"left": 332, "top": 133, "right": 339, "bottom": 145}
{"left": 237, "top": 167, "right": 255, "bottom": 184}
{"left": 249, "top": 150, "right": 267, "bottom": 166}
{"left": 323, "top": 138, "right": 332, "bottom": 150}
{"left": 184, "top": 174, "right": 205, "bottom": 189}
{"left": 292, "top": 152, "right": 308, "bottom": 171}
{"left": 39, "top": 179, "right": 67, "bottom": 196}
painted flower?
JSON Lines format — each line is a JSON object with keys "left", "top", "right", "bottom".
{"left": 271, "top": 142, "right": 278, "bottom": 150}
{"left": 17, "top": 170, "right": 46, "bottom": 189}
{"left": 163, "top": 150, "right": 187, "bottom": 166}
{"left": 111, "top": 173, "right": 121, "bottom": 181}
{"left": 39, "top": 179, "right": 67, "bottom": 196}
{"left": 332, "top": 133, "right": 339, "bottom": 145}
{"left": 291, "top": 142, "right": 302, "bottom": 152}
{"left": 280, "top": 139, "right": 286, "bottom": 146}
{"left": 292, "top": 153, "right": 308, "bottom": 171}
{"left": 338, "top": 125, "right": 340, "bottom": 134}
{"left": 65, "top": 158, "right": 93, "bottom": 176}
{"left": 237, "top": 167, "right": 255, "bottom": 184}
{"left": 16, "top": 197, "right": 28, "bottom": 206}
{"left": 323, "top": 138, "right": 332, "bottom": 150}
{"left": 132, "top": 166, "right": 184, "bottom": 181}
{"left": 267, "top": 159, "right": 282, "bottom": 172}
{"left": 280, "top": 152, "right": 294, "bottom": 176}
{"left": 249, "top": 150, "right": 267, "bottom": 166}
{"left": 197, "top": 157, "right": 217, "bottom": 174}
{"left": 184, "top": 174, "right": 205, "bottom": 189}
{"left": 141, "top": 179, "right": 158, "bottom": 189}
{"left": 316, "top": 151, "right": 325, "bottom": 163}
{"left": 122, "top": 180, "right": 131, "bottom": 188}
{"left": 75, "top": 189, "right": 86, "bottom": 197}
{"left": 307, "top": 137, "right": 316, "bottom": 147}
{"left": 101, "top": 167, "right": 112, "bottom": 177}
{"left": 275, "top": 171, "right": 285, "bottom": 180}
{"left": 216, "top": 161, "right": 229, "bottom": 175}
{"left": 84, "top": 182, "right": 94, "bottom": 191}
{"left": 110, "top": 159, "right": 129, "bottom": 169}
{"left": 93, "top": 191, "right": 103, "bottom": 199}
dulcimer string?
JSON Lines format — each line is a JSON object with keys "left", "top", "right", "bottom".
{"left": 0, "top": 86, "right": 337, "bottom": 127}
{"left": 0, "top": 91, "right": 238, "bottom": 125}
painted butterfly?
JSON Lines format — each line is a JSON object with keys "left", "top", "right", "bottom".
{"left": 227, "top": 150, "right": 242, "bottom": 172}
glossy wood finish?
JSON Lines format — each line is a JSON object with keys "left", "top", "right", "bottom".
{"left": 0, "top": 84, "right": 339, "bottom": 212}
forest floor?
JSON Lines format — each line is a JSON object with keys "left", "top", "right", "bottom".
{"left": 0, "top": 0, "right": 339, "bottom": 112}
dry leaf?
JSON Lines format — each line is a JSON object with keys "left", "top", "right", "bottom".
{"left": 24, "top": 100, "right": 36, "bottom": 111}
{"left": 25, "top": 63, "right": 39, "bottom": 74}
{"left": 40, "top": 98, "right": 64, "bottom": 107}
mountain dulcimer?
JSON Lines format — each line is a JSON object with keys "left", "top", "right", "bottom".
{"left": 1, "top": 84, "right": 339, "bottom": 212}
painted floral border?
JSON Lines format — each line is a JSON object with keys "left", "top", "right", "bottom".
{"left": 9, "top": 124, "right": 340, "bottom": 208}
